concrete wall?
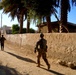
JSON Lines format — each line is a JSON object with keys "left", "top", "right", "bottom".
{"left": 5, "top": 33, "right": 76, "bottom": 63}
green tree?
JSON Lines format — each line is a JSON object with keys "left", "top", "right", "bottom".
{"left": 22, "top": 28, "right": 26, "bottom": 33}
{"left": 12, "top": 24, "right": 19, "bottom": 34}
{"left": 30, "top": 0, "right": 59, "bottom": 33}
{"left": 29, "top": 28, "right": 35, "bottom": 33}
{"left": 0, "top": 0, "right": 60, "bottom": 33}
{"left": 0, "top": 0, "right": 27, "bottom": 33}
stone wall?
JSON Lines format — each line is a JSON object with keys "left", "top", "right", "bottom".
{"left": 5, "top": 33, "right": 76, "bottom": 63}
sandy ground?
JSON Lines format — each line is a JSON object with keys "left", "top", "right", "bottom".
{"left": 0, "top": 42, "right": 76, "bottom": 75}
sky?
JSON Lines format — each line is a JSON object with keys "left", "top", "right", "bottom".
{"left": 0, "top": 6, "right": 76, "bottom": 30}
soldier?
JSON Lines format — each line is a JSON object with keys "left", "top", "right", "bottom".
{"left": 0, "top": 35, "right": 6, "bottom": 51}
{"left": 34, "top": 33, "right": 50, "bottom": 70}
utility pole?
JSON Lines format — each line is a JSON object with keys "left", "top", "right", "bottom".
{"left": 1, "top": 13, "right": 2, "bottom": 28}
{"left": 1, "top": 13, "right": 3, "bottom": 35}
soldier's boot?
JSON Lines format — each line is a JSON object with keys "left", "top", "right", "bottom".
{"left": 47, "top": 64, "right": 50, "bottom": 70}
{"left": 37, "top": 57, "right": 40, "bottom": 67}
{"left": 43, "top": 57, "right": 50, "bottom": 70}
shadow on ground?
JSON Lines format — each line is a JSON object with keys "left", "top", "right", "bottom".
{"left": 5, "top": 51, "right": 36, "bottom": 64}
{"left": 39, "top": 67, "right": 64, "bottom": 75}
{"left": 0, "top": 65, "right": 21, "bottom": 75}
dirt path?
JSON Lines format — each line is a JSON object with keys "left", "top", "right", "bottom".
{"left": 0, "top": 42, "right": 76, "bottom": 75}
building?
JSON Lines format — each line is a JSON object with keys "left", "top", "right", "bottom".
{"left": 37, "top": 21, "right": 76, "bottom": 33}
{"left": 0, "top": 26, "right": 12, "bottom": 34}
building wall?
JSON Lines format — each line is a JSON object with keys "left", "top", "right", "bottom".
{"left": 41, "top": 26, "right": 48, "bottom": 33}
{"left": 38, "top": 22, "right": 76, "bottom": 33}
{"left": 5, "top": 33, "right": 76, "bottom": 63}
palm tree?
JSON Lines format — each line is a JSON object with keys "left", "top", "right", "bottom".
{"left": 60, "top": 0, "right": 70, "bottom": 32}
{"left": 30, "top": 0, "right": 59, "bottom": 33}
{"left": 0, "top": 0, "right": 27, "bottom": 33}
{"left": 60, "top": 0, "right": 76, "bottom": 33}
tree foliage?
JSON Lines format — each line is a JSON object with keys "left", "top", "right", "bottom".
{"left": 0, "top": 0, "right": 60, "bottom": 33}
{"left": 12, "top": 24, "right": 35, "bottom": 34}
{"left": 0, "top": 0, "right": 27, "bottom": 33}
{"left": 1, "top": 0, "right": 76, "bottom": 33}
{"left": 29, "top": 0, "right": 59, "bottom": 32}
{"left": 12, "top": 24, "right": 19, "bottom": 34}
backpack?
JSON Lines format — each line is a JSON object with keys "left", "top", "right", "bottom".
{"left": 39, "top": 38, "right": 47, "bottom": 52}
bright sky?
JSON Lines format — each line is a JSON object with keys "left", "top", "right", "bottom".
{"left": 0, "top": 6, "right": 76, "bottom": 30}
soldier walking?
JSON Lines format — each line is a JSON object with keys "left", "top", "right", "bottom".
{"left": 0, "top": 35, "right": 6, "bottom": 51}
{"left": 34, "top": 33, "right": 50, "bottom": 70}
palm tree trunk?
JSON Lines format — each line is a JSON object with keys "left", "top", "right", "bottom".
{"left": 60, "top": 0, "right": 68, "bottom": 32}
{"left": 46, "top": 16, "right": 52, "bottom": 33}
{"left": 19, "top": 14, "right": 23, "bottom": 34}
{"left": 26, "top": 19, "right": 30, "bottom": 33}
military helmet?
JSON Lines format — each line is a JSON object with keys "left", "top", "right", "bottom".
{"left": 40, "top": 33, "right": 44, "bottom": 37}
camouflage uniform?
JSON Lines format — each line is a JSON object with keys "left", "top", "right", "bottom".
{"left": 34, "top": 33, "right": 50, "bottom": 70}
